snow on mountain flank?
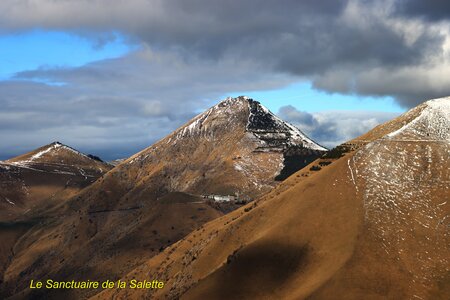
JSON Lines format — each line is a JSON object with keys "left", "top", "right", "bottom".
{"left": 30, "top": 142, "right": 64, "bottom": 161}
{"left": 3, "top": 197, "right": 15, "bottom": 205}
{"left": 13, "top": 142, "right": 90, "bottom": 165}
{"left": 348, "top": 96, "right": 450, "bottom": 296}
{"left": 386, "top": 96, "right": 450, "bottom": 141}
{"left": 245, "top": 97, "right": 327, "bottom": 151}
{"left": 172, "top": 96, "right": 247, "bottom": 140}
{"left": 2, "top": 142, "right": 111, "bottom": 179}
{"left": 166, "top": 96, "right": 326, "bottom": 152}
{"left": 125, "top": 96, "right": 326, "bottom": 196}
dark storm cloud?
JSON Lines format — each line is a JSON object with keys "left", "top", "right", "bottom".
{"left": 1, "top": 0, "right": 449, "bottom": 106}
{"left": 1, "top": 0, "right": 450, "bottom": 158}
{"left": 394, "top": 0, "right": 450, "bottom": 21}
{"left": 278, "top": 105, "right": 399, "bottom": 148}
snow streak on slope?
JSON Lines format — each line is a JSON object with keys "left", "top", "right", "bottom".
{"left": 2, "top": 142, "right": 111, "bottom": 183}
{"left": 16, "top": 142, "right": 89, "bottom": 164}
{"left": 30, "top": 142, "right": 64, "bottom": 161}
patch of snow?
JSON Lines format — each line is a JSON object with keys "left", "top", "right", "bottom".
{"left": 78, "top": 167, "right": 91, "bottom": 179}
{"left": 8, "top": 163, "right": 47, "bottom": 172}
{"left": 347, "top": 157, "right": 358, "bottom": 192}
{"left": 4, "top": 197, "right": 15, "bottom": 205}
{"left": 0, "top": 164, "right": 11, "bottom": 170}
{"left": 234, "top": 163, "right": 244, "bottom": 171}
{"left": 30, "top": 143, "right": 64, "bottom": 161}
{"left": 14, "top": 142, "right": 92, "bottom": 166}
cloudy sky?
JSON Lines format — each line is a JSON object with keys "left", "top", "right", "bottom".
{"left": 1, "top": 0, "right": 449, "bottom": 160}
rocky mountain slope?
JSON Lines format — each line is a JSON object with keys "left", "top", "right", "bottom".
{"left": 0, "top": 142, "right": 112, "bottom": 221}
{"left": 94, "top": 97, "right": 449, "bottom": 300}
{"left": 67, "top": 96, "right": 325, "bottom": 215}
{"left": 119, "top": 95, "right": 325, "bottom": 200}
{"left": 0, "top": 96, "right": 325, "bottom": 299}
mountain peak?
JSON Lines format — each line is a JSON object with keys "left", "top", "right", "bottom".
{"left": 6, "top": 142, "right": 109, "bottom": 168}
{"left": 30, "top": 142, "right": 85, "bottom": 162}
{"left": 213, "top": 96, "right": 268, "bottom": 114}
{"left": 124, "top": 96, "right": 327, "bottom": 195}
{"left": 108, "top": 97, "right": 450, "bottom": 300}
{"left": 386, "top": 96, "right": 450, "bottom": 141}
{"left": 351, "top": 96, "right": 450, "bottom": 145}
{"left": 209, "top": 95, "right": 251, "bottom": 113}
{"left": 424, "top": 95, "right": 450, "bottom": 114}
{"left": 222, "top": 95, "right": 251, "bottom": 102}
{"left": 50, "top": 141, "right": 63, "bottom": 146}
{"left": 171, "top": 96, "right": 326, "bottom": 151}
{"left": 425, "top": 95, "right": 450, "bottom": 104}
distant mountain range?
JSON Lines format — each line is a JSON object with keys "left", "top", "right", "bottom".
{"left": 1, "top": 96, "right": 449, "bottom": 300}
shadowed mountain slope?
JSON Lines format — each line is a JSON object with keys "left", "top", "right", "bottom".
{"left": 0, "top": 142, "right": 112, "bottom": 291}
{"left": 0, "top": 142, "right": 112, "bottom": 221}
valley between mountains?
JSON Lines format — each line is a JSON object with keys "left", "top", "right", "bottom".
{"left": 0, "top": 96, "right": 449, "bottom": 300}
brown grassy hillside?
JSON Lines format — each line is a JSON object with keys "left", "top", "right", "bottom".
{"left": 93, "top": 97, "right": 449, "bottom": 300}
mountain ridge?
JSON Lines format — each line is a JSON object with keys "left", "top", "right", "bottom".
{"left": 92, "top": 96, "right": 450, "bottom": 300}
{"left": 0, "top": 96, "right": 327, "bottom": 300}
{"left": 0, "top": 141, "right": 112, "bottom": 221}
{"left": 6, "top": 141, "right": 111, "bottom": 167}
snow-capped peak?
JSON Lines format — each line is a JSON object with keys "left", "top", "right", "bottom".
{"left": 7, "top": 141, "right": 103, "bottom": 167}
{"left": 168, "top": 96, "right": 326, "bottom": 151}
{"left": 171, "top": 96, "right": 248, "bottom": 139}
{"left": 244, "top": 97, "right": 327, "bottom": 151}
{"left": 425, "top": 96, "right": 450, "bottom": 118}
{"left": 30, "top": 142, "right": 63, "bottom": 161}
{"left": 387, "top": 96, "right": 450, "bottom": 141}
{"left": 29, "top": 142, "right": 88, "bottom": 161}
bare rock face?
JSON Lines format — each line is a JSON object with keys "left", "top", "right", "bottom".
{"left": 246, "top": 98, "right": 324, "bottom": 152}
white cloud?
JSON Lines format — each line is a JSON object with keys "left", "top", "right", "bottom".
{"left": 0, "top": 48, "right": 296, "bottom": 160}
{"left": 278, "top": 106, "right": 400, "bottom": 148}
{"left": 1, "top": 0, "right": 449, "bottom": 104}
